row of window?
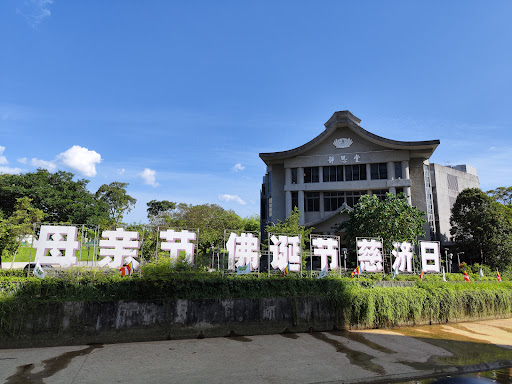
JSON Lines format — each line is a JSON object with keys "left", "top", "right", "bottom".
{"left": 291, "top": 162, "right": 403, "bottom": 184}
{"left": 292, "top": 188, "right": 405, "bottom": 212}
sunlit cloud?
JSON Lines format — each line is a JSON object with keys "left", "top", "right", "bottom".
{"left": 31, "top": 157, "right": 57, "bottom": 171}
{"left": 219, "top": 194, "right": 246, "bottom": 205}
{"left": 17, "top": 0, "right": 54, "bottom": 29}
{"left": 232, "top": 163, "right": 245, "bottom": 172}
{"left": 0, "top": 146, "right": 7, "bottom": 165}
{"left": 140, "top": 168, "right": 159, "bottom": 187}
{"left": 57, "top": 145, "right": 102, "bottom": 177}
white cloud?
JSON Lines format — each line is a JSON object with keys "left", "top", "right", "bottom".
{"left": 0, "top": 146, "right": 7, "bottom": 165}
{"left": 17, "top": 157, "right": 28, "bottom": 164}
{"left": 117, "top": 168, "right": 126, "bottom": 175}
{"left": 232, "top": 163, "right": 245, "bottom": 172}
{"left": 17, "top": 0, "right": 54, "bottom": 28}
{"left": 219, "top": 194, "right": 246, "bottom": 205}
{"left": 140, "top": 168, "right": 159, "bottom": 187}
{"left": 0, "top": 166, "right": 24, "bottom": 174}
{"left": 57, "top": 145, "right": 102, "bottom": 177}
{"left": 31, "top": 158, "right": 56, "bottom": 171}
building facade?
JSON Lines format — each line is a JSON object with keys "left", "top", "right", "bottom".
{"left": 429, "top": 163, "right": 480, "bottom": 247}
{"left": 259, "top": 110, "right": 442, "bottom": 242}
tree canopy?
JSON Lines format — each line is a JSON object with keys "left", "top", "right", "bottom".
{"left": 0, "top": 197, "right": 44, "bottom": 268}
{"left": 265, "top": 207, "right": 313, "bottom": 250}
{"left": 165, "top": 203, "right": 244, "bottom": 254}
{"left": 146, "top": 199, "right": 177, "bottom": 226}
{"left": 338, "top": 193, "right": 426, "bottom": 252}
{"left": 95, "top": 182, "right": 136, "bottom": 228}
{"left": 450, "top": 188, "right": 512, "bottom": 269}
{"left": 0, "top": 169, "right": 106, "bottom": 225}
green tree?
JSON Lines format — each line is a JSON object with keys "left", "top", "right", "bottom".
{"left": 487, "top": 186, "right": 512, "bottom": 206}
{"left": 450, "top": 188, "right": 512, "bottom": 269}
{"left": 0, "top": 169, "right": 105, "bottom": 225}
{"left": 146, "top": 199, "right": 176, "bottom": 226}
{"left": 166, "top": 203, "right": 243, "bottom": 255}
{"left": 265, "top": 207, "right": 313, "bottom": 250}
{"left": 95, "top": 182, "right": 136, "bottom": 228}
{"left": 0, "top": 197, "right": 44, "bottom": 268}
{"left": 242, "top": 214, "right": 260, "bottom": 233}
{"left": 338, "top": 193, "right": 426, "bottom": 252}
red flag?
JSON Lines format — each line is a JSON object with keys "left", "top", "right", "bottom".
{"left": 463, "top": 271, "right": 471, "bottom": 283}
{"left": 497, "top": 271, "right": 502, "bottom": 282}
{"left": 420, "top": 269, "right": 424, "bottom": 281}
{"left": 119, "top": 263, "right": 132, "bottom": 277}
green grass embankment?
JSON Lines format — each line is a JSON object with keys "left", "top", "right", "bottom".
{"left": 1, "top": 267, "right": 511, "bottom": 332}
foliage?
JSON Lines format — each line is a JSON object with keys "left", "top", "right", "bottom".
{"left": 487, "top": 186, "right": 512, "bottom": 207}
{"left": 450, "top": 188, "right": 512, "bottom": 269}
{"left": 265, "top": 207, "right": 313, "bottom": 250}
{"left": 164, "top": 203, "right": 244, "bottom": 255}
{"left": 0, "top": 169, "right": 106, "bottom": 225}
{"left": 242, "top": 215, "right": 260, "bottom": 233}
{"left": 95, "top": 182, "right": 137, "bottom": 228}
{"left": 338, "top": 193, "right": 426, "bottom": 252}
{"left": 1, "top": 270, "right": 511, "bottom": 336}
{"left": 146, "top": 200, "right": 177, "bottom": 226}
{"left": 0, "top": 198, "right": 44, "bottom": 268}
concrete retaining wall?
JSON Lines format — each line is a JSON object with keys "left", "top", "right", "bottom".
{"left": 1, "top": 297, "right": 337, "bottom": 348}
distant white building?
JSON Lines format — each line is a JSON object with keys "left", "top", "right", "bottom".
{"left": 430, "top": 164, "right": 480, "bottom": 246}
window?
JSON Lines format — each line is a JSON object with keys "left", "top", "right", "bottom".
{"left": 323, "top": 166, "right": 343, "bottom": 182}
{"left": 372, "top": 189, "right": 388, "bottom": 201}
{"left": 345, "top": 164, "right": 367, "bottom": 181}
{"left": 291, "top": 192, "right": 298, "bottom": 209}
{"left": 447, "top": 174, "right": 458, "bottom": 191}
{"left": 304, "top": 167, "right": 319, "bottom": 183}
{"left": 324, "top": 192, "right": 345, "bottom": 211}
{"left": 305, "top": 192, "right": 320, "bottom": 211}
{"left": 371, "top": 163, "right": 388, "bottom": 180}
{"left": 346, "top": 191, "right": 365, "bottom": 207}
{"left": 394, "top": 162, "right": 402, "bottom": 179}
{"left": 291, "top": 168, "right": 297, "bottom": 184}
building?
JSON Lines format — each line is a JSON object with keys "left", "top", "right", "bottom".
{"left": 429, "top": 163, "right": 480, "bottom": 247}
{"left": 259, "top": 110, "right": 443, "bottom": 243}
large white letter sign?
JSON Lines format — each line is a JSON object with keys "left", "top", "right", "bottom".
{"left": 357, "top": 238, "right": 383, "bottom": 272}
{"left": 392, "top": 241, "right": 414, "bottom": 273}
{"left": 226, "top": 232, "right": 260, "bottom": 271}
{"left": 98, "top": 228, "right": 140, "bottom": 268}
{"left": 420, "top": 241, "right": 440, "bottom": 273}
{"left": 312, "top": 237, "right": 339, "bottom": 271}
{"left": 33, "top": 225, "right": 80, "bottom": 267}
{"left": 270, "top": 235, "right": 301, "bottom": 272}
{"left": 160, "top": 229, "right": 197, "bottom": 264}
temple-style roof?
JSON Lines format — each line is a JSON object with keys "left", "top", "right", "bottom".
{"left": 259, "top": 110, "right": 440, "bottom": 163}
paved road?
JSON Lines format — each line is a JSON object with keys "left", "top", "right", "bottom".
{"left": 1, "top": 318, "right": 511, "bottom": 384}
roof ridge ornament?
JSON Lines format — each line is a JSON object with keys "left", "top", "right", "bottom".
{"left": 333, "top": 137, "right": 353, "bottom": 149}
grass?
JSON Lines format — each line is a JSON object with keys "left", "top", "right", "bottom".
{"left": 2, "top": 246, "right": 100, "bottom": 263}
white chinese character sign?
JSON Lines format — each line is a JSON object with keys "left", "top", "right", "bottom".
{"left": 357, "top": 238, "right": 383, "bottom": 272}
{"left": 33, "top": 225, "right": 81, "bottom": 267}
{"left": 270, "top": 235, "right": 301, "bottom": 272}
{"left": 160, "top": 229, "right": 197, "bottom": 264}
{"left": 98, "top": 228, "right": 140, "bottom": 268}
{"left": 226, "top": 232, "right": 260, "bottom": 271}
{"left": 420, "top": 241, "right": 440, "bottom": 273}
{"left": 311, "top": 236, "right": 339, "bottom": 272}
{"left": 392, "top": 241, "right": 414, "bottom": 273}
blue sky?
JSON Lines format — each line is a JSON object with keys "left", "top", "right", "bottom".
{"left": 1, "top": 0, "right": 511, "bottom": 224}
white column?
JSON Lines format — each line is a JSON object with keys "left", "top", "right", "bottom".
{"left": 387, "top": 162, "right": 394, "bottom": 180}
{"left": 319, "top": 192, "right": 324, "bottom": 214}
{"left": 286, "top": 191, "right": 292, "bottom": 216}
{"left": 319, "top": 166, "right": 323, "bottom": 183}
{"left": 298, "top": 167, "right": 304, "bottom": 184}
{"left": 366, "top": 164, "right": 371, "bottom": 180}
{"left": 389, "top": 187, "right": 396, "bottom": 195}
{"left": 404, "top": 186, "right": 412, "bottom": 205}
{"left": 298, "top": 190, "right": 305, "bottom": 225}
{"left": 402, "top": 160, "right": 410, "bottom": 179}
{"left": 285, "top": 168, "right": 292, "bottom": 186}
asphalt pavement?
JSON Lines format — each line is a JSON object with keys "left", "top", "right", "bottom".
{"left": 1, "top": 318, "right": 511, "bottom": 384}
